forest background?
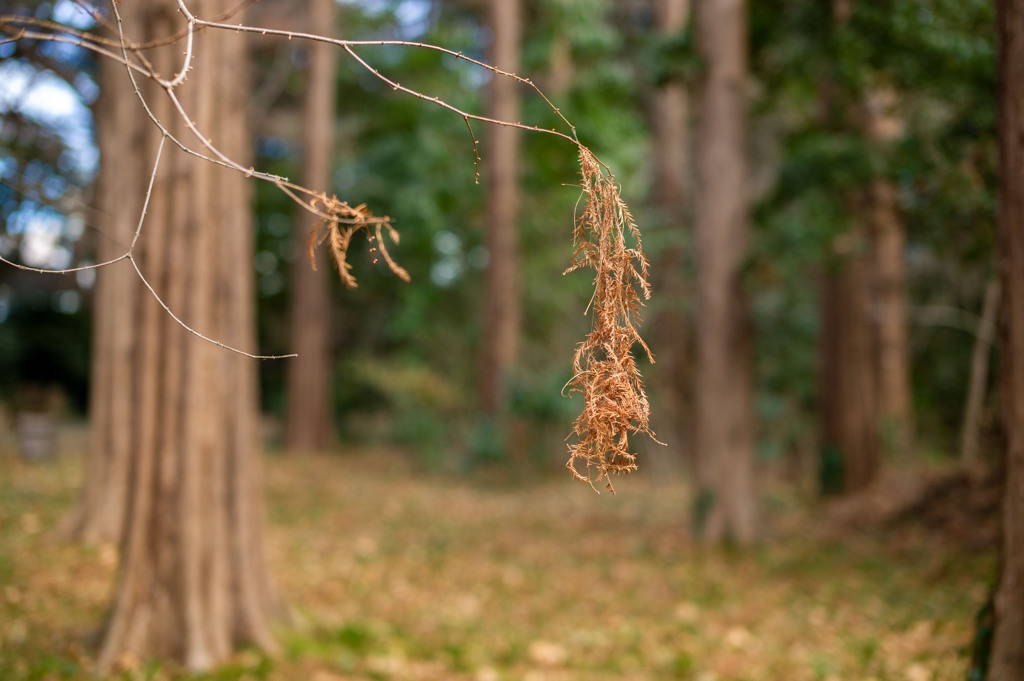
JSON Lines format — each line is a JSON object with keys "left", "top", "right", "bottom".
{"left": 0, "top": 0, "right": 998, "bottom": 474}
{"left": 0, "top": 0, "right": 999, "bottom": 473}
{"left": 0, "top": 0, "right": 1011, "bottom": 679}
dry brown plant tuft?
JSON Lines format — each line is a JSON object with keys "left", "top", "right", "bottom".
{"left": 306, "top": 194, "right": 409, "bottom": 288}
{"left": 563, "top": 148, "right": 656, "bottom": 494}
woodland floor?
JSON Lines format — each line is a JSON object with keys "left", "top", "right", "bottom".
{"left": 0, "top": 422, "right": 996, "bottom": 681}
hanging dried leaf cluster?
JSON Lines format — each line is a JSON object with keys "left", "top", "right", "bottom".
{"left": 307, "top": 194, "right": 410, "bottom": 288}
{"left": 564, "top": 149, "right": 655, "bottom": 494}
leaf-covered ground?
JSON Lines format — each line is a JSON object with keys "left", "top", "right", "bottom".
{"left": 0, "top": 429, "right": 994, "bottom": 680}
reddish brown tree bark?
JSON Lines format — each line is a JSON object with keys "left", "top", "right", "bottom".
{"left": 818, "top": 238, "right": 880, "bottom": 494}
{"left": 693, "top": 0, "right": 757, "bottom": 543}
{"left": 478, "top": 0, "right": 521, "bottom": 417}
{"left": 285, "top": 0, "right": 337, "bottom": 453}
{"left": 96, "top": 1, "right": 278, "bottom": 670}
{"left": 991, "top": 0, "right": 1024, "bottom": 676}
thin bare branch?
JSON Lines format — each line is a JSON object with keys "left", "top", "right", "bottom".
{"left": 128, "top": 256, "right": 295, "bottom": 360}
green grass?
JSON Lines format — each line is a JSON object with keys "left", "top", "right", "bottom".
{"left": 0, "top": 436, "right": 995, "bottom": 680}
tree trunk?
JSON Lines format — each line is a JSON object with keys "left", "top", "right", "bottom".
{"left": 960, "top": 278, "right": 999, "bottom": 464}
{"left": 649, "top": 0, "right": 693, "bottom": 475}
{"left": 547, "top": 32, "right": 572, "bottom": 99}
{"left": 868, "top": 179, "right": 912, "bottom": 455}
{"left": 818, "top": 240, "right": 880, "bottom": 494}
{"left": 693, "top": 0, "right": 756, "bottom": 544}
{"left": 63, "top": 35, "right": 140, "bottom": 544}
{"left": 285, "top": 0, "right": 337, "bottom": 453}
{"left": 478, "top": 0, "right": 521, "bottom": 417}
{"left": 990, "top": 0, "right": 1024, "bottom": 676}
{"left": 814, "top": 7, "right": 882, "bottom": 496}
{"left": 96, "top": 1, "right": 278, "bottom": 671}
{"left": 865, "top": 90, "right": 913, "bottom": 459}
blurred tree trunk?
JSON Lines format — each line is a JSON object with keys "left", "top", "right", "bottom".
{"left": 96, "top": 1, "right": 278, "bottom": 670}
{"left": 960, "top": 278, "right": 999, "bottom": 464}
{"left": 479, "top": 0, "right": 521, "bottom": 417}
{"left": 285, "top": 0, "right": 337, "bottom": 453}
{"left": 815, "top": 2, "right": 880, "bottom": 496}
{"left": 865, "top": 90, "right": 913, "bottom": 459}
{"left": 818, "top": 241, "right": 880, "bottom": 494}
{"left": 649, "top": 0, "right": 693, "bottom": 472}
{"left": 547, "top": 32, "right": 572, "bottom": 98}
{"left": 63, "top": 34, "right": 139, "bottom": 544}
{"left": 868, "top": 179, "right": 911, "bottom": 454}
{"left": 991, "top": 0, "right": 1024, "bottom": 676}
{"left": 693, "top": 0, "right": 756, "bottom": 543}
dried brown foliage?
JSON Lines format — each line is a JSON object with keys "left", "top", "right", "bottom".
{"left": 306, "top": 194, "right": 410, "bottom": 288}
{"left": 564, "top": 149, "right": 656, "bottom": 493}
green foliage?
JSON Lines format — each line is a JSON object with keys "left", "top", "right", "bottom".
{"left": 645, "top": 27, "right": 699, "bottom": 88}
{"left": 819, "top": 445, "right": 844, "bottom": 496}
{"left": 335, "top": 622, "right": 375, "bottom": 653}
{"left": 467, "top": 416, "right": 506, "bottom": 465}
{"left": 750, "top": 0, "right": 996, "bottom": 455}
{"left": 670, "top": 650, "right": 696, "bottom": 679}
{"left": 968, "top": 596, "right": 994, "bottom": 681}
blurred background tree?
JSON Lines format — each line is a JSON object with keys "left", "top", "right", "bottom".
{"left": 692, "top": 0, "right": 757, "bottom": 543}
{"left": 477, "top": 0, "right": 522, "bottom": 450}
{"left": 283, "top": 0, "right": 338, "bottom": 454}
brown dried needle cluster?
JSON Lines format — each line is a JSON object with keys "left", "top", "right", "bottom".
{"left": 307, "top": 194, "right": 410, "bottom": 288}
{"left": 564, "top": 149, "right": 655, "bottom": 494}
